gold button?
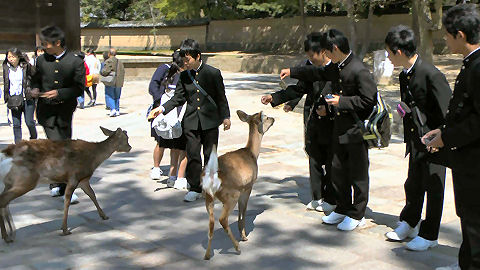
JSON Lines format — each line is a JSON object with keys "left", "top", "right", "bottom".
{"left": 197, "top": 107, "right": 200, "bottom": 110}
{"left": 410, "top": 128, "right": 414, "bottom": 132}
{"left": 55, "top": 60, "right": 59, "bottom": 63}
{"left": 340, "top": 90, "right": 343, "bottom": 94}
{"left": 337, "top": 112, "right": 340, "bottom": 116}
{"left": 54, "top": 70, "right": 59, "bottom": 73}
{"left": 197, "top": 90, "right": 200, "bottom": 93}
{"left": 54, "top": 80, "right": 59, "bottom": 84}
{"left": 197, "top": 98, "right": 200, "bottom": 101}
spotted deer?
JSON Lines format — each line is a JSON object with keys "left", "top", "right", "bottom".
{"left": 0, "top": 127, "right": 131, "bottom": 243}
{"left": 202, "top": 110, "right": 274, "bottom": 260}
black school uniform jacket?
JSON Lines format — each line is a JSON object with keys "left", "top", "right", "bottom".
{"left": 399, "top": 57, "right": 451, "bottom": 155}
{"left": 31, "top": 51, "right": 85, "bottom": 128}
{"left": 162, "top": 63, "right": 230, "bottom": 130}
{"left": 442, "top": 49, "right": 480, "bottom": 174}
{"left": 290, "top": 53, "right": 377, "bottom": 144}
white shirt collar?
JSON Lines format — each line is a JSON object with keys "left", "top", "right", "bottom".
{"left": 195, "top": 60, "right": 203, "bottom": 72}
{"left": 55, "top": 50, "right": 66, "bottom": 59}
{"left": 464, "top": 46, "right": 480, "bottom": 60}
{"left": 404, "top": 54, "right": 419, "bottom": 74}
{"left": 338, "top": 51, "right": 352, "bottom": 67}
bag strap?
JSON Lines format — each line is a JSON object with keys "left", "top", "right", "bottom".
{"left": 187, "top": 71, "right": 217, "bottom": 109}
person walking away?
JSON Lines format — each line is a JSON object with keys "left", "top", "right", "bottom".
{"left": 85, "top": 48, "right": 101, "bottom": 106}
{"left": 101, "top": 48, "right": 125, "bottom": 117}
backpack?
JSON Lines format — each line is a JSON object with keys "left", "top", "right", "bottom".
{"left": 356, "top": 92, "right": 392, "bottom": 149}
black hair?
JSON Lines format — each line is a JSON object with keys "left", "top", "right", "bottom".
{"left": 322, "top": 29, "right": 350, "bottom": 54}
{"left": 39, "top": 25, "right": 66, "bottom": 47}
{"left": 385, "top": 25, "right": 417, "bottom": 57}
{"left": 102, "top": 51, "right": 109, "bottom": 61}
{"left": 3, "top": 47, "right": 28, "bottom": 67}
{"left": 443, "top": 4, "right": 480, "bottom": 44}
{"left": 304, "top": 32, "right": 324, "bottom": 53}
{"left": 86, "top": 48, "right": 96, "bottom": 56}
{"left": 179, "top": 39, "right": 201, "bottom": 59}
{"left": 34, "top": 46, "right": 45, "bottom": 57}
{"left": 163, "top": 51, "right": 184, "bottom": 87}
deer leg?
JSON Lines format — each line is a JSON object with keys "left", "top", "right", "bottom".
{"left": 219, "top": 195, "right": 241, "bottom": 254}
{"left": 237, "top": 189, "right": 252, "bottom": 241}
{"left": 61, "top": 181, "right": 79, "bottom": 235}
{"left": 78, "top": 179, "right": 108, "bottom": 220}
{"left": 0, "top": 185, "right": 33, "bottom": 243}
{"left": 204, "top": 193, "right": 215, "bottom": 260}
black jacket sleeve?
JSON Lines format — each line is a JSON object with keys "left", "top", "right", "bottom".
{"left": 57, "top": 58, "right": 85, "bottom": 101}
{"left": 149, "top": 64, "right": 168, "bottom": 103}
{"left": 162, "top": 76, "right": 187, "bottom": 115}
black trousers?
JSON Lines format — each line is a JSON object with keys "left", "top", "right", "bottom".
{"left": 184, "top": 126, "right": 219, "bottom": 193}
{"left": 331, "top": 141, "right": 369, "bottom": 220}
{"left": 399, "top": 149, "right": 446, "bottom": 240}
{"left": 308, "top": 145, "right": 336, "bottom": 205}
{"left": 452, "top": 170, "right": 480, "bottom": 270}
{"left": 43, "top": 121, "right": 73, "bottom": 196}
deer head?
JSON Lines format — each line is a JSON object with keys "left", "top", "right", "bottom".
{"left": 100, "top": 126, "right": 132, "bottom": 152}
{"left": 236, "top": 110, "right": 275, "bottom": 134}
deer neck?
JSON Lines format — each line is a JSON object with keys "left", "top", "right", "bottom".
{"left": 93, "top": 135, "right": 118, "bottom": 166}
{"left": 245, "top": 125, "right": 263, "bottom": 159}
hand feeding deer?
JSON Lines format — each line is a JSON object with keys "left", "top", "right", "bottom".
{"left": 202, "top": 110, "right": 274, "bottom": 260}
{"left": 0, "top": 127, "right": 131, "bottom": 243}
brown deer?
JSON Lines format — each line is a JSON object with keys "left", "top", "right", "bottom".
{"left": 202, "top": 110, "right": 274, "bottom": 260}
{"left": 0, "top": 126, "right": 131, "bottom": 243}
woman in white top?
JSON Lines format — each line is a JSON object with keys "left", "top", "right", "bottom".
{"left": 85, "top": 48, "right": 101, "bottom": 106}
{"left": 2, "top": 48, "right": 37, "bottom": 143}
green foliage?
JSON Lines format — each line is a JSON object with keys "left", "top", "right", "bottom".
{"left": 236, "top": 0, "right": 299, "bottom": 18}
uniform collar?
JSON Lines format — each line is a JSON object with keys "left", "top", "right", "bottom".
{"left": 55, "top": 50, "right": 66, "bottom": 59}
{"left": 194, "top": 60, "right": 203, "bottom": 73}
{"left": 463, "top": 46, "right": 480, "bottom": 66}
{"left": 403, "top": 54, "right": 419, "bottom": 75}
{"left": 338, "top": 51, "right": 352, "bottom": 70}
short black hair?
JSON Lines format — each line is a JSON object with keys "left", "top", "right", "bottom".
{"left": 443, "top": 4, "right": 480, "bottom": 44}
{"left": 304, "top": 32, "right": 324, "bottom": 53}
{"left": 179, "top": 39, "right": 201, "bottom": 59}
{"left": 322, "top": 29, "right": 350, "bottom": 54}
{"left": 39, "top": 25, "right": 66, "bottom": 47}
{"left": 385, "top": 25, "right": 417, "bottom": 57}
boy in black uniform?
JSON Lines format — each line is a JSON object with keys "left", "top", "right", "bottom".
{"left": 384, "top": 25, "right": 451, "bottom": 251}
{"left": 424, "top": 4, "right": 480, "bottom": 270}
{"left": 261, "top": 33, "right": 336, "bottom": 212}
{"left": 280, "top": 29, "right": 377, "bottom": 231}
{"left": 31, "top": 26, "right": 85, "bottom": 203}
{"left": 150, "top": 39, "right": 231, "bottom": 202}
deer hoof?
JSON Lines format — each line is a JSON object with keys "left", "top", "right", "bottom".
{"left": 101, "top": 215, "right": 109, "bottom": 220}
{"left": 62, "top": 229, "right": 72, "bottom": 236}
{"left": 204, "top": 253, "right": 211, "bottom": 260}
{"left": 241, "top": 236, "right": 248, "bottom": 241}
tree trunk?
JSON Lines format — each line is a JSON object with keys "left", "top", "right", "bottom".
{"left": 149, "top": 3, "right": 157, "bottom": 50}
{"left": 412, "top": 0, "right": 443, "bottom": 63}
{"left": 345, "top": 0, "right": 357, "bottom": 53}
{"left": 358, "top": 1, "right": 374, "bottom": 59}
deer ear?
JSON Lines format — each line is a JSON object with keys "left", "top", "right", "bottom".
{"left": 237, "top": 110, "right": 249, "bottom": 122}
{"left": 100, "top": 126, "right": 115, "bottom": 136}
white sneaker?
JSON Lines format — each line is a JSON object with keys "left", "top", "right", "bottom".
{"left": 50, "top": 187, "right": 61, "bottom": 197}
{"left": 337, "top": 216, "right": 366, "bottom": 231}
{"left": 173, "top": 178, "right": 189, "bottom": 190}
{"left": 166, "top": 176, "right": 177, "bottom": 187}
{"left": 322, "top": 211, "right": 346, "bottom": 224}
{"left": 184, "top": 191, "right": 202, "bottom": 202}
{"left": 435, "top": 263, "right": 460, "bottom": 270}
{"left": 406, "top": 236, "right": 438, "bottom": 251}
{"left": 115, "top": 110, "right": 120, "bottom": 117}
{"left": 306, "top": 200, "right": 320, "bottom": 210}
{"left": 109, "top": 110, "right": 116, "bottom": 117}
{"left": 63, "top": 193, "right": 79, "bottom": 204}
{"left": 150, "top": 167, "right": 162, "bottom": 180}
{"left": 316, "top": 201, "right": 337, "bottom": 212}
{"left": 386, "top": 221, "right": 419, "bottom": 241}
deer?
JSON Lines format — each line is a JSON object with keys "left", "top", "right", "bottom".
{"left": 0, "top": 126, "right": 131, "bottom": 243}
{"left": 202, "top": 110, "right": 275, "bottom": 260}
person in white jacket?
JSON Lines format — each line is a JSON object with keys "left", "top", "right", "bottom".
{"left": 85, "top": 48, "right": 101, "bottom": 106}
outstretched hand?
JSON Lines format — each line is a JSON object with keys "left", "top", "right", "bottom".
{"left": 261, "top": 94, "right": 273, "bottom": 105}
{"left": 280, "top": 69, "right": 291, "bottom": 80}
{"left": 147, "top": 106, "right": 163, "bottom": 120}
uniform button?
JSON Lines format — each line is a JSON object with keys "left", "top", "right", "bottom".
{"left": 55, "top": 60, "right": 59, "bottom": 63}
{"left": 54, "top": 70, "right": 59, "bottom": 73}
{"left": 339, "top": 79, "right": 342, "bottom": 83}
{"left": 197, "top": 107, "right": 200, "bottom": 110}
{"left": 410, "top": 128, "right": 414, "bottom": 132}
{"left": 197, "top": 90, "right": 200, "bottom": 93}
{"left": 461, "top": 66, "right": 465, "bottom": 69}
{"left": 197, "top": 98, "right": 200, "bottom": 101}
{"left": 339, "top": 90, "right": 343, "bottom": 94}
{"left": 337, "top": 112, "right": 340, "bottom": 116}
{"left": 54, "top": 80, "right": 58, "bottom": 84}
{"left": 446, "top": 109, "right": 449, "bottom": 114}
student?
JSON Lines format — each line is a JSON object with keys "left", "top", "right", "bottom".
{"left": 149, "top": 39, "right": 231, "bottom": 202}
{"left": 384, "top": 25, "right": 451, "bottom": 251}
{"left": 31, "top": 25, "right": 85, "bottom": 204}
{"left": 423, "top": 4, "right": 480, "bottom": 270}
{"left": 261, "top": 32, "right": 336, "bottom": 212}
{"left": 280, "top": 29, "right": 377, "bottom": 231}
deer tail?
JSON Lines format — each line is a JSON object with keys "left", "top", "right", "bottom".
{"left": 202, "top": 145, "right": 221, "bottom": 197}
{"left": 0, "top": 153, "right": 13, "bottom": 184}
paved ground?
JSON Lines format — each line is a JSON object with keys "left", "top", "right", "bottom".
{"left": 0, "top": 72, "right": 461, "bottom": 269}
